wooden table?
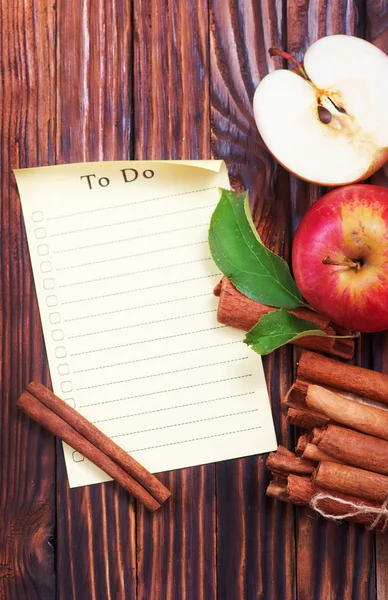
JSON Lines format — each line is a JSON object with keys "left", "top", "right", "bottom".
{"left": 2, "top": 1, "right": 388, "bottom": 599}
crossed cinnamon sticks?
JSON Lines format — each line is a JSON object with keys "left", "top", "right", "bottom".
{"left": 17, "top": 382, "right": 171, "bottom": 511}
{"left": 267, "top": 351, "right": 388, "bottom": 530}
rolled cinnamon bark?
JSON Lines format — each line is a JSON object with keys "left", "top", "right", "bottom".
{"left": 286, "top": 407, "right": 330, "bottom": 430}
{"left": 313, "top": 424, "right": 388, "bottom": 476}
{"left": 305, "top": 385, "right": 388, "bottom": 441}
{"left": 268, "top": 475, "right": 387, "bottom": 530}
{"left": 313, "top": 461, "right": 388, "bottom": 504}
{"left": 287, "top": 475, "right": 388, "bottom": 531}
{"left": 298, "top": 351, "right": 388, "bottom": 405}
{"left": 295, "top": 433, "right": 309, "bottom": 455}
{"left": 267, "top": 478, "right": 291, "bottom": 503}
{"left": 214, "top": 278, "right": 354, "bottom": 358}
{"left": 284, "top": 382, "right": 308, "bottom": 408}
{"left": 302, "top": 443, "right": 338, "bottom": 464}
{"left": 266, "top": 445, "right": 315, "bottom": 476}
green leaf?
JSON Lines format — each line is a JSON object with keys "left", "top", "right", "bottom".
{"left": 208, "top": 188, "right": 305, "bottom": 309}
{"left": 244, "top": 310, "right": 329, "bottom": 355}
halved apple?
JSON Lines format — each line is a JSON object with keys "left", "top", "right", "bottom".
{"left": 253, "top": 35, "right": 388, "bottom": 186}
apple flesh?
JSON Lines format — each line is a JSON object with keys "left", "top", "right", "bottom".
{"left": 253, "top": 35, "right": 388, "bottom": 186}
{"left": 292, "top": 184, "right": 388, "bottom": 332}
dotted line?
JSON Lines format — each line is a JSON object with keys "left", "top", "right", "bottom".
{"left": 93, "top": 391, "right": 255, "bottom": 423}
{"left": 127, "top": 426, "right": 261, "bottom": 453}
{"left": 49, "top": 203, "right": 215, "bottom": 237}
{"left": 64, "top": 292, "right": 212, "bottom": 323}
{"left": 59, "top": 257, "right": 212, "bottom": 288}
{"left": 70, "top": 325, "right": 226, "bottom": 356}
{"left": 76, "top": 357, "right": 248, "bottom": 391}
{"left": 81, "top": 374, "right": 252, "bottom": 407}
{"left": 111, "top": 409, "right": 259, "bottom": 438}
{"left": 53, "top": 223, "right": 207, "bottom": 254}
{"left": 61, "top": 272, "right": 221, "bottom": 305}
{"left": 73, "top": 340, "right": 239, "bottom": 373}
{"left": 68, "top": 308, "right": 217, "bottom": 339}
{"left": 48, "top": 187, "right": 217, "bottom": 220}
{"left": 56, "top": 240, "right": 207, "bottom": 271}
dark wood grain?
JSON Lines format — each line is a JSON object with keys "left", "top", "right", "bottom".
{"left": 210, "top": 1, "right": 296, "bottom": 598}
{"left": 133, "top": 2, "right": 217, "bottom": 599}
{"left": 286, "top": 2, "right": 377, "bottom": 600}
{"left": 55, "top": 2, "right": 137, "bottom": 599}
{"left": 366, "top": 7, "right": 388, "bottom": 600}
{"left": 3, "top": 2, "right": 388, "bottom": 599}
{"left": 0, "top": 2, "right": 56, "bottom": 599}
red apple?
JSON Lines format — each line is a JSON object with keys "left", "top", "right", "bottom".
{"left": 292, "top": 184, "right": 388, "bottom": 332}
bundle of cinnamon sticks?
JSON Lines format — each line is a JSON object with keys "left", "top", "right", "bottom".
{"left": 266, "top": 350, "right": 388, "bottom": 530}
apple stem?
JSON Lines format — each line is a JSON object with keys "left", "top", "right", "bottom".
{"left": 323, "top": 257, "right": 361, "bottom": 271}
{"left": 268, "top": 47, "right": 308, "bottom": 79}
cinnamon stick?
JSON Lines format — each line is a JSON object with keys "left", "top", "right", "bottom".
{"left": 286, "top": 407, "right": 330, "bottom": 430}
{"left": 295, "top": 433, "right": 309, "bottom": 455}
{"left": 302, "top": 443, "right": 338, "bottom": 464}
{"left": 313, "top": 461, "right": 388, "bottom": 504}
{"left": 287, "top": 475, "right": 388, "bottom": 531}
{"left": 268, "top": 474, "right": 388, "bottom": 530}
{"left": 298, "top": 350, "right": 388, "bottom": 405}
{"left": 266, "top": 445, "right": 315, "bottom": 476}
{"left": 17, "top": 385, "right": 171, "bottom": 511}
{"left": 27, "top": 382, "right": 170, "bottom": 505}
{"left": 267, "top": 473, "right": 388, "bottom": 530}
{"left": 305, "top": 385, "right": 388, "bottom": 441}
{"left": 214, "top": 278, "right": 354, "bottom": 358}
{"left": 313, "top": 424, "right": 388, "bottom": 476}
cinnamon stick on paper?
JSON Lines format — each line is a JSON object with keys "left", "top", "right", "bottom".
{"left": 313, "top": 461, "right": 388, "bottom": 504}
{"left": 305, "top": 385, "right": 388, "bottom": 441}
{"left": 17, "top": 383, "right": 171, "bottom": 511}
{"left": 214, "top": 278, "right": 354, "bottom": 358}
{"left": 298, "top": 350, "right": 388, "bottom": 405}
{"left": 312, "top": 424, "right": 388, "bottom": 476}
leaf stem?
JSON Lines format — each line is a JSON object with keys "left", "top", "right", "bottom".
{"left": 269, "top": 47, "right": 309, "bottom": 79}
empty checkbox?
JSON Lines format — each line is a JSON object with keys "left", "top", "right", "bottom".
{"left": 34, "top": 228, "right": 46, "bottom": 239}
{"left": 43, "top": 278, "right": 55, "bottom": 290}
{"left": 40, "top": 261, "right": 52, "bottom": 273}
{"left": 52, "top": 329, "right": 64, "bottom": 341}
{"left": 32, "top": 211, "right": 44, "bottom": 222}
{"left": 46, "top": 296, "right": 58, "bottom": 307}
{"left": 61, "top": 381, "right": 72, "bottom": 393}
{"left": 72, "top": 451, "right": 84, "bottom": 463}
{"left": 58, "top": 363, "right": 70, "bottom": 376}
{"left": 37, "top": 245, "right": 49, "bottom": 256}
{"left": 49, "top": 312, "right": 61, "bottom": 324}
{"left": 64, "top": 398, "right": 76, "bottom": 408}
{"left": 55, "top": 346, "right": 67, "bottom": 358}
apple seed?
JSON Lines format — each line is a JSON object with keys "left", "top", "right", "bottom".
{"left": 318, "top": 105, "right": 332, "bottom": 124}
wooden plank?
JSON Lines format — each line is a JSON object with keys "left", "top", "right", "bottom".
{"left": 55, "top": 2, "right": 137, "bottom": 598}
{"left": 210, "top": 1, "right": 296, "bottom": 598}
{"left": 0, "top": 1, "right": 57, "bottom": 599}
{"left": 366, "top": 6, "right": 388, "bottom": 600}
{"left": 133, "top": 1, "right": 217, "bottom": 598}
{"left": 286, "top": 2, "right": 376, "bottom": 599}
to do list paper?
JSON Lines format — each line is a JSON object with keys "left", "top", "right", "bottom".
{"left": 15, "top": 161, "right": 277, "bottom": 488}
